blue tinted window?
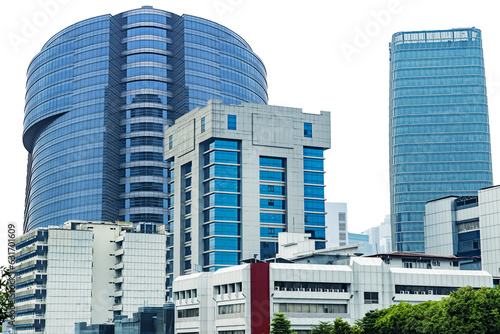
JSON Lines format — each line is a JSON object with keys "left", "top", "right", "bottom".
{"left": 303, "top": 147, "right": 324, "bottom": 157}
{"left": 204, "top": 222, "right": 240, "bottom": 236}
{"left": 129, "top": 137, "right": 163, "bottom": 147}
{"left": 126, "top": 94, "right": 168, "bottom": 105}
{"left": 304, "top": 213, "right": 325, "bottom": 226}
{"left": 129, "top": 197, "right": 164, "bottom": 207}
{"left": 260, "top": 185, "right": 285, "bottom": 195}
{"left": 128, "top": 166, "right": 165, "bottom": 177}
{"left": 128, "top": 123, "right": 164, "bottom": 132}
{"left": 260, "top": 199, "right": 285, "bottom": 209}
{"left": 201, "top": 117, "right": 205, "bottom": 133}
{"left": 457, "top": 230, "right": 481, "bottom": 256}
{"left": 204, "top": 193, "right": 239, "bottom": 207}
{"left": 126, "top": 53, "right": 167, "bottom": 63}
{"left": 204, "top": 151, "right": 239, "bottom": 165}
{"left": 304, "top": 123, "right": 312, "bottom": 137}
{"left": 260, "top": 242, "right": 278, "bottom": 260}
{"left": 204, "top": 165, "right": 239, "bottom": 179}
{"left": 304, "top": 172, "right": 324, "bottom": 185}
{"left": 260, "top": 157, "right": 285, "bottom": 168}
{"left": 204, "top": 237, "right": 240, "bottom": 251}
{"left": 228, "top": 114, "right": 236, "bottom": 130}
{"left": 169, "top": 135, "right": 172, "bottom": 149}
{"left": 129, "top": 152, "right": 163, "bottom": 162}
{"left": 129, "top": 182, "right": 163, "bottom": 192}
{"left": 305, "top": 227, "right": 325, "bottom": 239}
{"left": 260, "top": 227, "right": 285, "bottom": 237}
{"left": 260, "top": 171, "right": 285, "bottom": 182}
{"left": 260, "top": 213, "right": 285, "bottom": 224}
{"left": 126, "top": 80, "right": 167, "bottom": 91}
{"left": 304, "top": 185, "right": 324, "bottom": 198}
{"left": 204, "top": 179, "right": 239, "bottom": 193}
{"left": 204, "top": 208, "right": 240, "bottom": 222}
{"left": 129, "top": 108, "right": 166, "bottom": 118}
{"left": 204, "top": 139, "right": 239, "bottom": 151}
{"left": 127, "top": 40, "right": 167, "bottom": 50}
{"left": 127, "top": 14, "right": 167, "bottom": 24}
{"left": 304, "top": 199, "right": 325, "bottom": 212}
{"left": 127, "top": 27, "right": 167, "bottom": 37}
{"left": 204, "top": 252, "right": 240, "bottom": 266}
{"left": 126, "top": 67, "right": 167, "bottom": 77}
{"left": 304, "top": 158, "right": 324, "bottom": 171}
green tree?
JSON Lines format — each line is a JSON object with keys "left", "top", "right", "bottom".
{"left": 437, "top": 286, "right": 500, "bottom": 334}
{"left": 356, "top": 309, "right": 387, "bottom": 334}
{"left": 1, "top": 266, "right": 15, "bottom": 331}
{"left": 358, "top": 286, "right": 500, "bottom": 334}
{"left": 270, "top": 312, "right": 297, "bottom": 334}
{"left": 331, "top": 317, "right": 361, "bottom": 334}
{"left": 311, "top": 321, "right": 334, "bottom": 334}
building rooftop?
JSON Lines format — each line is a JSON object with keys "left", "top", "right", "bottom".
{"left": 367, "top": 252, "right": 461, "bottom": 260}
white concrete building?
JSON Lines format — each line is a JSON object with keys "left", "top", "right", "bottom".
{"left": 164, "top": 100, "right": 331, "bottom": 290}
{"left": 425, "top": 185, "right": 500, "bottom": 284}
{"left": 13, "top": 220, "right": 167, "bottom": 333}
{"left": 325, "top": 202, "right": 348, "bottom": 248}
{"left": 172, "top": 253, "right": 492, "bottom": 333}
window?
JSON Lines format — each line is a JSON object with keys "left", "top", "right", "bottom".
{"left": 304, "top": 123, "right": 312, "bottom": 137}
{"left": 364, "top": 292, "right": 379, "bottom": 304}
{"left": 177, "top": 308, "right": 199, "bottom": 318}
{"left": 339, "top": 212, "right": 346, "bottom": 221}
{"left": 218, "top": 303, "right": 245, "bottom": 315}
{"left": 201, "top": 117, "right": 206, "bottom": 133}
{"left": 228, "top": 114, "right": 237, "bottom": 130}
{"left": 260, "top": 157, "right": 285, "bottom": 168}
{"left": 273, "top": 303, "right": 347, "bottom": 314}
{"left": 169, "top": 135, "right": 173, "bottom": 149}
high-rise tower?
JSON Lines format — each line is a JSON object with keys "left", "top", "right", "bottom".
{"left": 22, "top": 6, "right": 267, "bottom": 232}
{"left": 163, "top": 100, "right": 330, "bottom": 278}
{"left": 389, "top": 28, "right": 493, "bottom": 253}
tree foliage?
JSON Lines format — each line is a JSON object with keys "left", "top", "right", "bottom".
{"left": 311, "top": 318, "right": 362, "bottom": 334}
{"left": 309, "top": 286, "right": 500, "bottom": 334}
{"left": 270, "top": 312, "right": 297, "bottom": 334}
{"left": 311, "top": 321, "right": 334, "bottom": 334}
{"left": 354, "top": 286, "right": 500, "bottom": 334}
{"left": 1, "top": 266, "right": 15, "bottom": 331}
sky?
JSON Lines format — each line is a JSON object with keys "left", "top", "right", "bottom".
{"left": 2, "top": 0, "right": 500, "bottom": 265}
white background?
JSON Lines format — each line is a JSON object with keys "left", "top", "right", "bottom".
{"left": 2, "top": 0, "right": 500, "bottom": 266}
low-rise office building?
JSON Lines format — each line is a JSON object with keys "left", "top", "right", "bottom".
{"left": 424, "top": 185, "right": 500, "bottom": 284}
{"left": 13, "top": 220, "right": 167, "bottom": 333}
{"left": 172, "top": 252, "right": 492, "bottom": 333}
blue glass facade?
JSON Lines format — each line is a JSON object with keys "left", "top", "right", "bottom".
{"left": 23, "top": 7, "right": 267, "bottom": 232}
{"left": 303, "top": 147, "right": 326, "bottom": 249}
{"left": 259, "top": 156, "right": 286, "bottom": 259}
{"left": 202, "top": 139, "right": 241, "bottom": 270}
{"left": 389, "top": 28, "right": 493, "bottom": 252}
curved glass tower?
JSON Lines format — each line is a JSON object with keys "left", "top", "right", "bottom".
{"left": 389, "top": 28, "right": 493, "bottom": 253}
{"left": 23, "top": 6, "right": 267, "bottom": 232}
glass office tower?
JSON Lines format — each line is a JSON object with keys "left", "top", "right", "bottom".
{"left": 164, "top": 100, "right": 330, "bottom": 281}
{"left": 389, "top": 28, "right": 493, "bottom": 253}
{"left": 23, "top": 6, "right": 267, "bottom": 232}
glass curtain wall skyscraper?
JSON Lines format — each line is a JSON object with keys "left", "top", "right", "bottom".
{"left": 389, "top": 28, "right": 493, "bottom": 253}
{"left": 22, "top": 6, "right": 267, "bottom": 232}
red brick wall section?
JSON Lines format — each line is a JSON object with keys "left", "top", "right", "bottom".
{"left": 250, "top": 262, "right": 270, "bottom": 334}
